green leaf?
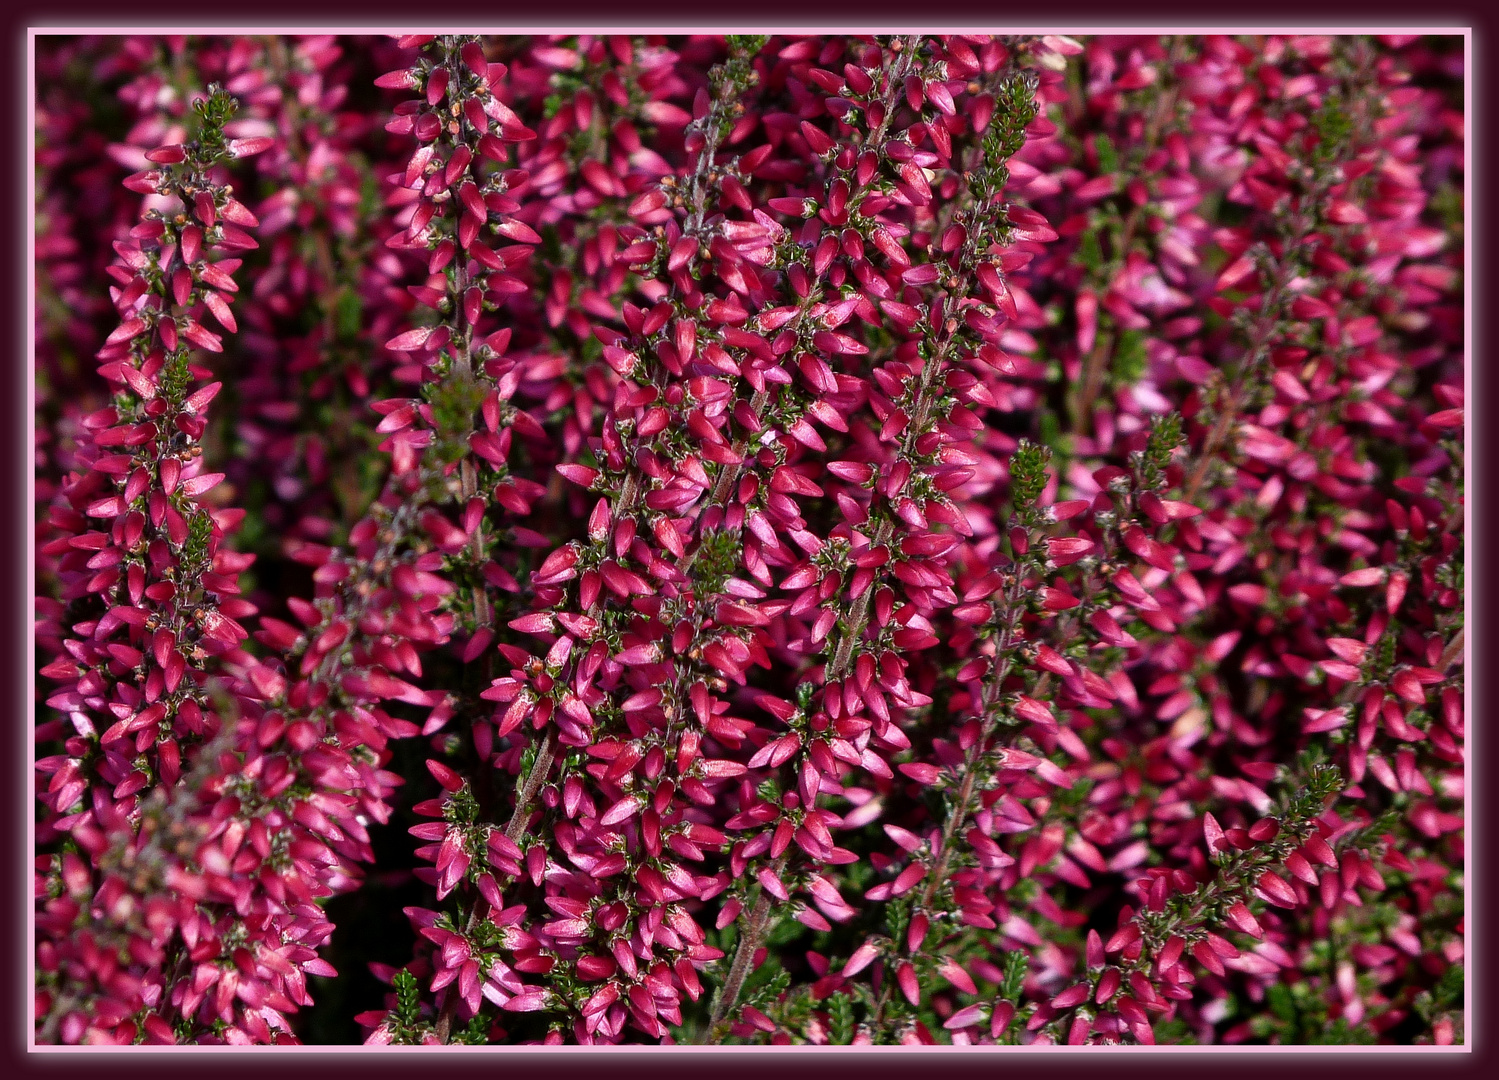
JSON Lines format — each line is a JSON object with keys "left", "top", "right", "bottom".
{"left": 1008, "top": 439, "right": 1052, "bottom": 517}
{"left": 828, "top": 991, "right": 855, "bottom": 1045}
{"left": 1092, "top": 132, "right": 1119, "bottom": 175}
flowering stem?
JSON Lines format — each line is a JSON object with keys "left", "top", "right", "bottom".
{"left": 505, "top": 730, "right": 555, "bottom": 843}
{"left": 1069, "top": 37, "right": 1188, "bottom": 437}
{"left": 1184, "top": 46, "right": 1378, "bottom": 504}
{"left": 702, "top": 852, "right": 790, "bottom": 1042}
{"left": 918, "top": 575, "right": 1027, "bottom": 909}
{"left": 1182, "top": 245, "right": 1304, "bottom": 503}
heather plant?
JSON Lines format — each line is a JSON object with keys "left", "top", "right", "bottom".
{"left": 33, "top": 31, "right": 1464, "bottom": 1047}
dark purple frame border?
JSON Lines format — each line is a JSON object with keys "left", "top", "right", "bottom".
{"left": 6, "top": 4, "right": 1490, "bottom": 1078}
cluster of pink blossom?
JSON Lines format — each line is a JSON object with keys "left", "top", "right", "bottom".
{"left": 34, "top": 32, "right": 1463, "bottom": 1046}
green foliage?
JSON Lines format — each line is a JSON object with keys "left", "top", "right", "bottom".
{"left": 983, "top": 71, "right": 1040, "bottom": 175}
{"left": 1151, "top": 1015, "right": 1198, "bottom": 1044}
{"left": 739, "top": 958, "right": 791, "bottom": 1018}
{"left": 1092, "top": 132, "right": 1119, "bottom": 175}
{"left": 1008, "top": 438, "right": 1052, "bottom": 521}
{"left": 795, "top": 679, "right": 817, "bottom": 711}
{"left": 189, "top": 83, "right": 238, "bottom": 159}
{"left": 765, "top": 914, "right": 806, "bottom": 949}
{"left": 180, "top": 508, "right": 214, "bottom": 571}
{"left": 385, "top": 968, "right": 430, "bottom": 1044}
{"left": 709, "top": 36, "right": 765, "bottom": 102}
{"left": 333, "top": 286, "right": 362, "bottom": 342}
{"left": 883, "top": 895, "right": 913, "bottom": 952}
{"left": 1429, "top": 183, "right": 1462, "bottom": 234}
{"left": 1137, "top": 411, "right": 1183, "bottom": 492}
{"left": 1077, "top": 224, "right": 1104, "bottom": 274}
{"left": 453, "top": 1013, "right": 490, "bottom": 1044}
{"left": 156, "top": 346, "right": 194, "bottom": 406}
{"left": 424, "top": 365, "right": 489, "bottom": 465}
{"left": 1253, "top": 979, "right": 1375, "bottom": 1044}
{"left": 1110, "top": 328, "right": 1148, "bottom": 387}
{"left": 997, "top": 949, "right": 1028, "bottom": 1002}
{"left": 826, "top": 991, "right": 856, "bottom": 1045}
{"left": 693, "top": 528, "right": 742, "bottom": 597}
{"left": 726, "top": 35, "right": 770, "bottom": 60}
{"left": 1310, "top": 94, "right": 1354, "bottom": 163}
{"left": 442, "top": 781, "right": 480, "bottom": 826}
{"left": 1414, "top": 962, "right": 1463, "bottom": 1024}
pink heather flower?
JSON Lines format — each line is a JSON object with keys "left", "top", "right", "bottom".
{"left": 35, "top": 32, "right": 1463, "bottom": 1048}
